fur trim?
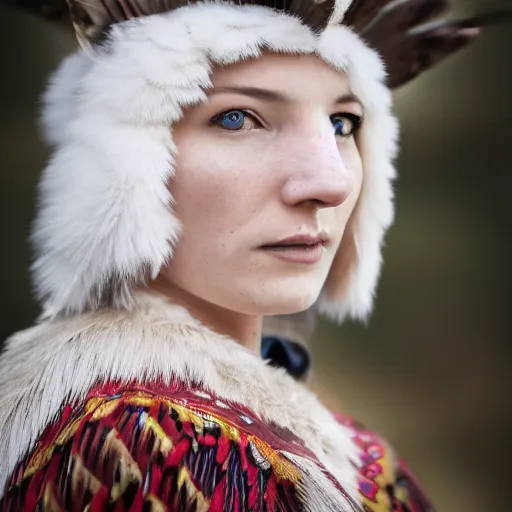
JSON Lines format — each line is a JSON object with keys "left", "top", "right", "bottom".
{"left": 0, "top": 291, "right": 361, "bottom": 509}
{"left": 33, "top": 2, "right": 398, "bottom": 323}
{"left": 316, "top": 26, "right": 398, "bottom": 322}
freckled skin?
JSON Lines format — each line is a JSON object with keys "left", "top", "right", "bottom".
{"left": 149, "top": 53, "right": 363, "bottom": 349}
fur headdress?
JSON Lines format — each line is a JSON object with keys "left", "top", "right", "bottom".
{"left": 24, "top": 0, "right": 500, "bottom": 332}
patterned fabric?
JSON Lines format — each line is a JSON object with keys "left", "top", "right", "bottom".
{"left": 335, "top": 415, "right": 435, "bottom": 512}
{"left": 0, "top": 381, "right": 433, "bottom": 511}
{"left": 0, "top": 381, "right": 343, "bottom": 511}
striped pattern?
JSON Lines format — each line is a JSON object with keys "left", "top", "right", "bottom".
{"left": 0, "top": 382, "right": 310, "bottom": 511}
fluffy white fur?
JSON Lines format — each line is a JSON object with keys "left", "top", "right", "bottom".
{"left": 0, "top": 291, "right": 362, "bottom": 509}
{"left": 315, "top": 26, "right": 398, "bottom": 322}
{"left": 34, "top": 1, "right": 398, "bottom": 324}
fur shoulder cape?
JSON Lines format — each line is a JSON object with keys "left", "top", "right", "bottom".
{"left": 0, "top": 291, "right": 364, "bottom": 508}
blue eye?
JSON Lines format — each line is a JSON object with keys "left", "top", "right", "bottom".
{"left": 331, "top": 114, "right": 361, "bottom": 138}
{"left": 214, "top": 110, "right": 247, "bottom": 130}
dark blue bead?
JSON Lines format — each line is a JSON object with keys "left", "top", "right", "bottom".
{"left": 261, "top": 336, "right": 311, "bottom": 380}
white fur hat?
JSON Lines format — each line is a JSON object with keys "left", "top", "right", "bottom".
{"left": 31, "top": 0, "right": 483, "bottom": 326}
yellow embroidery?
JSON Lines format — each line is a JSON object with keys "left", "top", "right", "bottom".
{"left": 144, "top": 495, "right": 167, "bottom": 512}
{"left": 43, "top": 482, "right": 63, "bottom": 512}
{"left": 361, "top": 489, "right": 393, "bottom": 512}
{"left": 24, "top": 445, "right": 57, "bottom": 480}
{"left": 249, "top": 436, "right": 301, "bottom": 483}
{"left": 85, "top": 396, "right": 106, "bottom": 414}
{"left": 145, "top": 415, "right": 174, "bottom": 456}
{"left": 71, "top": 456, "right": 103, "bottom": 495}
{"left": 20, "top": 389, "right": 301, "bottom": 493}
{"left": 177, "top": 467, "right": 210, "bottom": 512}
{"left": 91, "top": 398, "right": 122, "bottom": 420}
{"left": 101, "top": 430, "right": 143, "bottom": 501}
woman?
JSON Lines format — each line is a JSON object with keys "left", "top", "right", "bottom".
{"left": 0, "top": 0, "right": 498, "bottom": 510}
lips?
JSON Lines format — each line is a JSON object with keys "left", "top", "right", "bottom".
{"left": 259, "top": 233, "right": 329, "bottom": 264}
{"left": 261, "top": 233, "right": 329, "bottom": 249}
{"left": 262, "top": 242, "right": 325, "bottom": 250}
{"left": 260, "top": 242, "right": 326, "bottom": 264}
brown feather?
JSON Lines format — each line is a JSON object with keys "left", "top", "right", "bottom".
{"left": 343, "top": 0, "right": 396, "bottom": 32}
{"left": 360, "top": 0, "right": 512, "bottom": 88}
{"left": 4, "top": 0, "right": 510, "bottom": 88}
{"left": 381, "top": 25, "right": 480, "bottom": 89}
{"left": 360, "top": 0, "right": 449, "bottom": 39}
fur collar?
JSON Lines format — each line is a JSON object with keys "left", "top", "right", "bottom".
{"left": 0, "top": 291, "right": 362, "bottom": 509}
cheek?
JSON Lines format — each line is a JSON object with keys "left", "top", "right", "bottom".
{"left": 170, "top": 138, "right": 269, "bottom": 237}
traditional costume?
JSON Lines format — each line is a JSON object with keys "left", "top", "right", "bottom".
{"left": 0, "top": 0, "right": 503, "bottom": 509}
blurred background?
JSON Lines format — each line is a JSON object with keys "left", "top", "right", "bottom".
{"left": 0, "top": 1, "right": 510, "bottom": 510}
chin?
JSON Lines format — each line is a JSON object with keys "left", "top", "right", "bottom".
{"left": 236, "top": 286, "right": 321, "bottom": 316}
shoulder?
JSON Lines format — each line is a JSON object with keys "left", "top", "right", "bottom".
{"left": 335, "top": 413, "right": 435, "bottom": 512}
{"left": 0, "top": 298, "right": 371, "bottom": 509}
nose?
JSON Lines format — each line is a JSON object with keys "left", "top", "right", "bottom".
{"left": 280, "top": 129, "right": 354, "bottom": 209}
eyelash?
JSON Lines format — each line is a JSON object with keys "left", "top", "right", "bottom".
{"left": 209, "top": 109, "right": 363, "bottom": 137}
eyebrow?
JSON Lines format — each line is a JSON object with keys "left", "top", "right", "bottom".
{"left": 208, "top": 86, "right": 363, "bottom": 108}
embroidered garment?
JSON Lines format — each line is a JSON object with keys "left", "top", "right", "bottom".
{"left": 336, "top": 415, "right": 434, "bottom": 512}
{"left": 1, "top": 380, "right": 432, "bottom": 511}
{"left": 0, "top": 294, "right": 434, "bottom": 511}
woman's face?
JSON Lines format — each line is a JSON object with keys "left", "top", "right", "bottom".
{"left": 158, "top": 53, "right": 364, "bottom": 316}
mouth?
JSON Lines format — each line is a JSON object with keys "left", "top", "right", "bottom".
{"left": 259, "top": 240, "right": 327, "bottom": 264}
{"left": 261, "top": 232, "right": 330, "bottom": 248}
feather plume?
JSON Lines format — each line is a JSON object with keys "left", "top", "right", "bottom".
{"left": 360, "top": 0, "right": 449, "bottom": 37}
{"left": 6, "top": 0, "right": 510, "bottom": 82}
{"left": 360, "top": 0, "right": 512, "bottom": 88}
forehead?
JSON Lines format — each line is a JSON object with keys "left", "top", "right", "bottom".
{"left": 210, "top": 53, "right": 352, "bottom": 103}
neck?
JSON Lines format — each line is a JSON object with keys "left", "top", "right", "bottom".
{"left": 146, "top": 277, "right": 263, "bottom": 354}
